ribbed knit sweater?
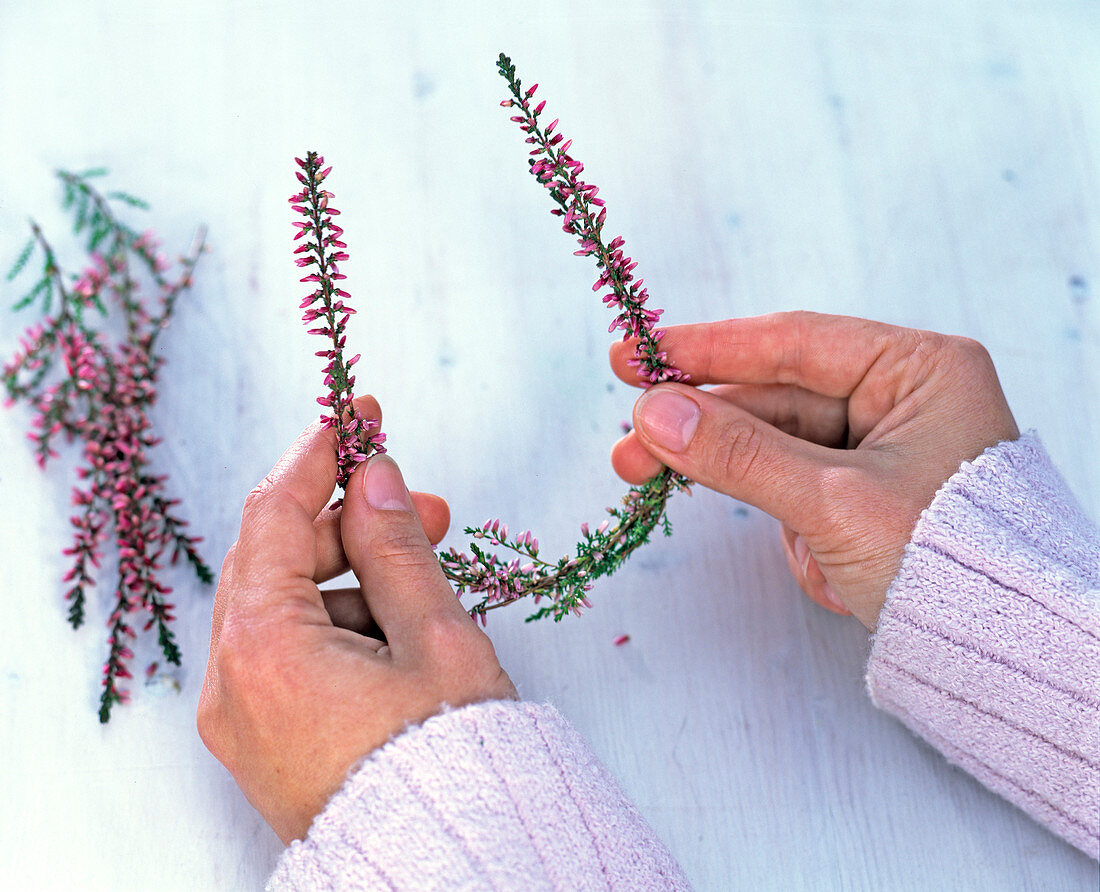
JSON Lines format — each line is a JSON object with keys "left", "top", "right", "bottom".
{"left": 866, "top": 434, "right": 1098, "bottom": 859}
{"left": 269, "top": 435, "right": 1099, "bottom": 889}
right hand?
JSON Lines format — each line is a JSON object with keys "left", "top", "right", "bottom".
{"left": 198, "top": 398, "right": 516, "bottom": 844}
{"left": 610, "top": 312, "right": 1020, "bottom": 629}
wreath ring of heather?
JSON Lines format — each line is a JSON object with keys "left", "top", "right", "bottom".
{"left": 291, "top": 54, "right": 691, "bottom": 626}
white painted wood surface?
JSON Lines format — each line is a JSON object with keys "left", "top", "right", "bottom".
{"left": 1, "top": 2, "right": 1097, "bottom": 889}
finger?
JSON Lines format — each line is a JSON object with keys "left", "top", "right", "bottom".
{"left": 312, "top": 491, "right": 452, "bottom": 583}
{"left": 340, "top": 454, "right": 471, "bottom": 654}
{"left": 610, "top": 311, "right": 910, "bottom": 398}
{"left": 319, "top": 586, "right": 384, "bottom": 638}
{"left": 705, "top": 384, "right": 849, "bottom": 447}
{"left": 233, "top": 395, "right": 380, "bottom": 595}
{"left": 412, "top": 492, "right": 451, "bottom": 544}
{"left": 610, "top": 433, "right": 664, "bottom": 485}
{"left": 612, "top": 383, "right": 848, "bottom": 485}
{"left": 616, "top": 382, "right": 844, "bottom": 488}
{"left": 631, "top": 382, "right": 836, "bottom": 527}
{"left": 778, "top": 524, "right": 850, "bottom": 616}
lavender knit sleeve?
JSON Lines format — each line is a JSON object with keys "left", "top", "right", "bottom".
{"left": 266, "top": 700, "right": 691, "bottom": 891}
{"left": 866, "top": 434, "right": 1100, "bottom": 858}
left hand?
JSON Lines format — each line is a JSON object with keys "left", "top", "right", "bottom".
{"left": 198, "top": 396, "right": 517, "bottom": 843}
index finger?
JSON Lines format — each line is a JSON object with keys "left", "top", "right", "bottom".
{"left": 233, "top": 395, "right": 382, "bottom": 590}
{"left": 610, "top": 311, "right": 909, "bottom": 398}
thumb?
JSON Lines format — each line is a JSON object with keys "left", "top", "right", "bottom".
{"left": 340, "top": 454, "right": 468, "bottom": 651}
{"left": 632, "top": 383, "right": 830, "bottom": 528}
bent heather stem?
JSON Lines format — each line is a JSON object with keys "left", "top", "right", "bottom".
{"left": 438, "top": 55, "right": 693, "bottom": 622}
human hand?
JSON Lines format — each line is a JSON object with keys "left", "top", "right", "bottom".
{"left": 197, "top": 396, "right": 517, "bottom": 844}
{"left": 610, "top": 312, "right": 1019, "bottom": 629}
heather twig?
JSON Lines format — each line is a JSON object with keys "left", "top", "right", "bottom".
{"left": 289, "top": 153, "right": 386, "bottom": 500}
{"left": 3, "top": 169, "right": 212, "bottom": 722}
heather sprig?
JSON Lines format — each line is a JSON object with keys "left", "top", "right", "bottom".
{"left": 497, "top": 53, "right": 688, "bottom": 388}
{"left": 290, "top": 152, "right": 385, "bottom": 498}
{"left": 3, "top": 169, "right": 212, "bottom": 722}
{"left": 441, "top": 473, "right": 689, "bottom": 624}
{"left": 441, "top": 56, "right": 692, "bottom": 622}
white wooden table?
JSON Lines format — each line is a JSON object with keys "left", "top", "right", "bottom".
{"left": 1, "top": 2, "right": 1096, "bottom": 889}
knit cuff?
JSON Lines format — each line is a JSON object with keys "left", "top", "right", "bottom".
{"left": 267, "top": 699, "right": 691, "bottom": 890}
{"left": 867, "top": 434, "right": 1100, "bottom": 858}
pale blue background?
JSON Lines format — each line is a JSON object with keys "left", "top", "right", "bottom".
{"left": 0, "top": 1, "right": 1097, "bottom": 889}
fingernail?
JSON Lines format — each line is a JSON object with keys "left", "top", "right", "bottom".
{"left": 635, "top": 389, "right": 700, "bottom": 452}
{"left": 821, "top": 583, "right": 847, "bottom": 612}
{"left": 793, "top": 535, "right": 811, "bottom": 577}
{"left": 363, "top": 454, "right": 412, "bottom": 511}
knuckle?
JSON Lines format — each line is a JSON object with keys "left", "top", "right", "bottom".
{"left": 914, "top": 333, "right": 1001, "bottom": 394}
{"left": 953, "top": 335, "right": 990, "bottom": 360}
{"left": 419, "top": 609, "right": 480, "bottom": 657}
{"left": 195, "top": 689, "right": 222, "bottom": 754}
{"left": 884, "top": 329, "right": 953, "bottom": 389}
{"left": 778, "top": 311, "right": 814, "bottom": 381}
{"left": 369, "top": 523, "right": 434, "bottom": 570}
{"left": 705, "top": 415, "right": 768, "bottom": 489}
{"left": 782, "top": 309, "right": 818, "bottom": 335}
{"left": 241, "top": 477, "right": 275, "bottom": 520}
{"left": 419, "top": 612, "right": 507, "bottom": 687}
{"left": 241, "top": 479, "right": 308, "bottom": 535}
{"left": 951, "top": 336, "right": 997, "bottom": 374}
{"left": 908, "top": 330, "right": 948, "bottom": 370}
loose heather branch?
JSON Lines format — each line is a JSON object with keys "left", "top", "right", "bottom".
{"left": 290, "top": 152, "right": 386, "bottom": 497}
{"left": 3, "top": 169, "right": 212, "bottom": 722}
